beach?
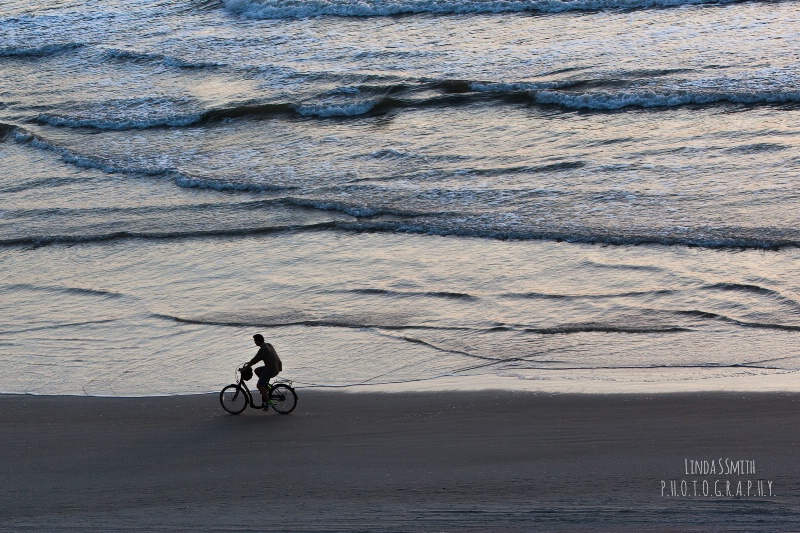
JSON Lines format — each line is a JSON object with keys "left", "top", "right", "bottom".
{"left": 3, "top": 0, "right": 800, "bottom": 529}
{"left": 2, "top": 390, "right": 799, "bottom": 531}
{"left": 3, "top": 0, "right": 800, "bottom": 398}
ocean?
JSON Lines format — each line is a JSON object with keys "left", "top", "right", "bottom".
{"left": 1, "top": 0, "right": 799, "bottom": 396}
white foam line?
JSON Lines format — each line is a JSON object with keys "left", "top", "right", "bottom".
{"left": 294, "top": 101, "right": 378, "bottom": 117}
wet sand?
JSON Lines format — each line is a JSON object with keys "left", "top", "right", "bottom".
{"left": 1, "top": 391, "right": 799, "bottom": 532}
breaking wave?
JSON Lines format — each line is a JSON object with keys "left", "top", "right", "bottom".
{"left": 30, "top": 83, "right": 800, "bottom": 133}
{"left": 0, "top": 42, "right": 83, "bottom": 57}
{"left": 103, "top": 48, "right": 222, "bottom": 69}
{"left": 12, "top": 128, "right": 175, "bottom": 175}
{"left": 222, "top": 0, "right": 746, "bottom": 19}
{"left": 531, "top": 88, "right": 800, "bottom": 110}
{"left": 36, "top": 112, "right": 204, "bottom": 131}
{"left": 295, "top": 100, "right": 380, "bottom": 117}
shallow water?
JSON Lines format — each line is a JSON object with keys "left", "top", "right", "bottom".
{"left": 2, "top": 231, "right": 799, "bottom": 394}
{"left": 2, "top": 0, "right": 799, "bottom": 395}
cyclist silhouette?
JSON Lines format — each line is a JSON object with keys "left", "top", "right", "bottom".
{"left": 243, "top": 334, "right": 282, "bottom": 409}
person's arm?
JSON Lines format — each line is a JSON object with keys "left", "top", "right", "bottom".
{"left": 245, "top": 346, "right": 267, "bottom": 367}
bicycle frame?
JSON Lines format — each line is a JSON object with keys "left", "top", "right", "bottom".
{"left": 233, "top": 378, "right": 261, "bottom": 409}
{"left": 234, "top": 372, "right": 293, "bottom": 408}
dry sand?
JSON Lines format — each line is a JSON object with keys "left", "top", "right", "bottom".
{"left": 1, "top": 390, "right": 799, "bottom": 532}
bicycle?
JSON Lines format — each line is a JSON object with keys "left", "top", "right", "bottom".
{"left": 219, "top": 364, "right": 298, "bottom": 415}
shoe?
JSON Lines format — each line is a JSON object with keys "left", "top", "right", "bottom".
{"left": 262, "top": 403, "right": 270, "bottom": 411}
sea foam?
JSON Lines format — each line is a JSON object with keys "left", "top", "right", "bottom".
{"left": 294, "top": 100, "right": 379, "bottom": 117}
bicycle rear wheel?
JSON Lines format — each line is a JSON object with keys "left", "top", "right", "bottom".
{"left": 220, "top": 384, "right": 248, "bottom": 414}
{"left": 269, "top": 384, "right": 297, "bottom": 414}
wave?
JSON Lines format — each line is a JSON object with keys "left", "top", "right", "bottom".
{"left": 470, "top": 80, "right": 800, "bottom": 110}
{"left": 4, "top": 283, "right": 127, "bottom": 299}
{"left": 222, "top": 0, "right": 745, "bottom": 19}
{"left": 702, "top": 282, "right": 780, "bottom": 297}
{"left": 4, "top": 196, "right": 798, "bottom": 253}
{"left": 103, "top": 48, "right": 222, "bottom": 69}
{"left": 151, "top": 313, "right": 472, "bottom": 331}
{"left": 295, "top": 100, "right": 381, "bottom": 117}
{"left": 339, "top": 218, "right": 800, "bottom": 250}
{"left": 0, "top": 223, "right": 340, "bottom": 248}
{"left": 0, "top": 122, "right": 15, "bottom": 141}
{"left": 12, "top": 128, "right": 175, "bottom": 175}
{"left": 0, "top": 319, "right": 122, "bottom": 337}
{"left": 468, "top": 161, "right": 586, "bottom": 176}
{"left": 675, "top": 310, "right": 800, "bottom": 331}
{"left": 525, "top": 324, "right": 691, "bottom": 334}
{"left": 0, "top": 42, "right": 83, "bottom": 58}
{"left": 174, "top": 175, "right": 298, "bottom": 193}
{"left": 530, "top": 88, "right": 800, "bottom": 110}
{"left": 32, "top": 83, "right": 800, "bottom": 133}
{"left": 34, "top": 100, "right": 386, "bottom": 130}
{"left": 0, "top": 176, "right": 79, "bottom": 194}
{"left": 3, "top": 197, "right": 307, "bottom": 220}
{"left": 700, "top": 283, "right": 800, "bottom": 310}
{"left": 723, "top": 142, "right": 789, "bottom": 154}
{"left": 33, "top": 98, "right": 368, "bottom": 130}
{"left": 442, "top": 81, "right": 800, "bottom": 112}
{"left": 285, "top": 198, "right": 429, "bottom": 218}
{"left": 7, "top": 124, "right": 800, "bottom": 252}
{"left": 36, "top": 112, "right": 204, "bottom": 131}
{"left": 499, "top": 286, "right": 800, "bottom": 321}
{"left": 505, "top": 289, "right": 677, "bottom": 300}
{"left": 8, "top": 221, "right": 797, "bottom": 250}
{"left": 150, "top": 313, "right": 689, "bottom": 337}
{"left": 581, "top": 261, "right": 665, "bottom": 273}
{"left": 344, "top": 288, "right": 477, "bottom": 300}
{"left": 34, "top": 96, "right": 213, "bottom": 131}
{"left": 470, "top": 80, "right": 573, "bottom": 93}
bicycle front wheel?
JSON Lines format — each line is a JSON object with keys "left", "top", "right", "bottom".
{"left": 269, "top": 384, "right": 297, "bottom": 414}
{"left": 220, "top": 384, "right": 248, "bottom": 414}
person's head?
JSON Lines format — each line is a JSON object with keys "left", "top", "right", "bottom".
{"left": 253, "top": 333, "right": 265, "bottom": 346}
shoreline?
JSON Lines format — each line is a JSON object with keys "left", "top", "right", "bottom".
{"left": 5, "top": 366, "right": 800, "bottom": 398}
{"left": 6, "top": 365, "right": 800, "bottom": 398}
{"left": 2, "top": 391, "right": 800, "bottom": 531}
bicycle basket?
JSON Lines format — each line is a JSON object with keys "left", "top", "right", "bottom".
{"left": 240, "top": 366, "right": 253, "bottom": 381}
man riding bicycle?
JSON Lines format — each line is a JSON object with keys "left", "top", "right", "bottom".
{"left": 243, "top": 334, "right": 283, "bottom": 409}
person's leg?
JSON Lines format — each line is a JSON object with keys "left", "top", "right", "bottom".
{"left": 256, "top": 374, "right": 270, "bottom": 407}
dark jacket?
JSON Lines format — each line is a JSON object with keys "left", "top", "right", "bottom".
{"left": 249, "top": 343, "right": 282, "bottom": 378}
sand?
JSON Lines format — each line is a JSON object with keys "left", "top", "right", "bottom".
{"left": 1, "top": 390, "right": 799, "bottom": 532}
